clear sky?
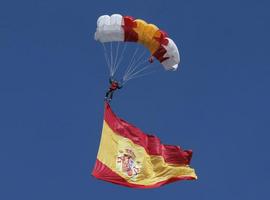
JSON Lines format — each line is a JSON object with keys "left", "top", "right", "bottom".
{"left": 1, "top": 0, "right": 270, "bottom": 199}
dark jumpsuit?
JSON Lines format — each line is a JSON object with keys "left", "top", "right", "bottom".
{"left": 105, "top": 78, "right": 122, "bottom": 101}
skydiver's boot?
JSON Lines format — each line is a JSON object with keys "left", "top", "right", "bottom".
{"left": 108, "top": 92, "right": 113, "bottom": 102}
{"left": 105, "top": 91, "right": 110, "bottom": 101}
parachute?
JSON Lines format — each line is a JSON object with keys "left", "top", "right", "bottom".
{"left": 92, "top": 15, "right": 197, "bottom": 188}
{"left": 94, "top": 14, "right": 180, "bottom": 84}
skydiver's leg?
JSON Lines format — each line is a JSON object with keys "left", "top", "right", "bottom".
{"left": 105, "top": 90, "right": 110, "bottom": 101}
{"left": 105, "top": 91, "right": 109, "bottom": 98}
{"left": 109, "top": 91, "right": 114, "bottom": 100}
{"left": 105, "top": 89, "right": 112, "bottom": 101}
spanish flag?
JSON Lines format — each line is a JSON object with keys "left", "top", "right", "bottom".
{"left": 92, "top": 103, "right": 197, "bottom": 188}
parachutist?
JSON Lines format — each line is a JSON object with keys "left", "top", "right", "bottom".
{"left": 105, "top": 77, "right": 122, "bottom": 102}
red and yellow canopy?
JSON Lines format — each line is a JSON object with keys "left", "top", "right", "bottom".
{"left": 95, "top": 14, "right": 180, "bottom": 71}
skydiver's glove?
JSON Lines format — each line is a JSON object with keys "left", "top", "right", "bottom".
{"left": 148, "top": 56, "right": 154, "bottom": 63}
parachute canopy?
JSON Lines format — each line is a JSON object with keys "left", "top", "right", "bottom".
{"left": 95, "top": 14, "right": 180, "bottom": 71}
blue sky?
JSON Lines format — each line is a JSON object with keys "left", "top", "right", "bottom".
{"left": 1, "top": 0, "right": 270, "bottom": 199}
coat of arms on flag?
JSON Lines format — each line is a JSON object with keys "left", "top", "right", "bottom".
{"left": 116, "top": 148, "right": 141, "bottom": 180}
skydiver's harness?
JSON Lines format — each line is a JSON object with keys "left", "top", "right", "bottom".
{"left": 110, "top": 82, "right": 120, "bottom": 90}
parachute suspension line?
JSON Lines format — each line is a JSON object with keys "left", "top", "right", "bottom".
{"left": 112, "top": 42, "right": 127, "bottom": 76}
{"left": 124, "top": 61, "right": 156, "bottom": 81}
{"left": 123, "top": 48, "right": 147, "bottom": 80}
{"left": 123, "top": 45, "right": 140, "bottom": 80}
{"left": 123, "top": 69, "right": 159, "bottom": 84}
{"left": 112, "top": 33, "right": 133, "bottom": 77}
{"left": 127, "top": 63, "right": 151, "bottom": 79}
{"left": 110, "top": 42, "right": 114, "bottom": 76}
{"left": 124, "top": 58, "right": 148, "bottom": 80}
{"left": 124, "top": 55, "right": 149, "bottom": 80}
{"left": 111, "top": 41, "right": 120, "bottom": 76}
{"left": 102, "top": 43, "right": 113, "bottom": 76}
{"left": 132, "top": 63, "right": 155, "bottom": 77}
{"left": 123, "top": 64, "right": 159, "bottom": 84}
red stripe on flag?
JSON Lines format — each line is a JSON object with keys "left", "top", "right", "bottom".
{"left": 104, "top": 103, "right": 193, "bottom": 165}
{"left": 92, "top": 159, "right": 195, "bottom": 189}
